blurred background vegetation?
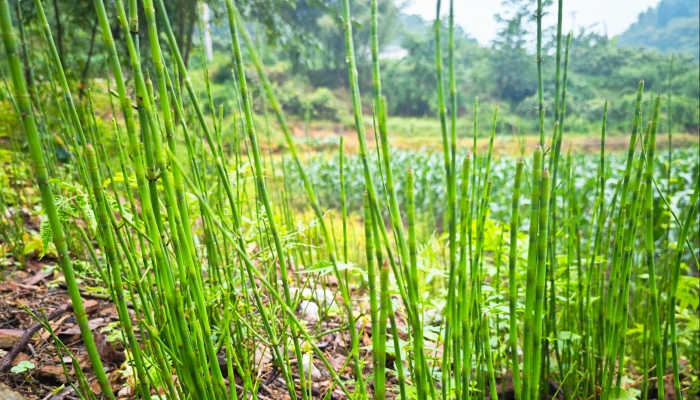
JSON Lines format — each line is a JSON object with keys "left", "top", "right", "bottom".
{"left": 1, "top": 0, "right": 698, "bottom": 140}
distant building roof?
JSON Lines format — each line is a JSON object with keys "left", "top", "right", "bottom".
{"left": 380, "top": 45, "right": 408, "bottom": 60}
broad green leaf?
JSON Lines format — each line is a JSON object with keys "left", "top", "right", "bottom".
{"left": 11, "top": 360, "right": 35, "bottom": 374}
{"left": 608, "top": 387, "right": 635, "bottom": 400}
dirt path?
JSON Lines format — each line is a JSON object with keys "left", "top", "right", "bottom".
{"left": 287, "top": 123, "right": 698, "bottom": 156}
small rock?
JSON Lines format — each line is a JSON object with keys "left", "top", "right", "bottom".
{"left": 290, "top": 287, "right": 336, "bottom": 307}
{"left": 299, "top": 300, "right": 320, "bottom": 322}
{"left": 0, "top": 383, "right": 24, "bottom": 400}
{"left": 0, "top": 329, "right": 24, "bottom": 349}
{"left": 36, "top": 365, "right": 68, "bottom": 384}
{"left": 301, "top": 354, "right": 322, "bottom": 381}
{"left": 83, "top": 299, "right": 100, "bottom": 314}
{"left": 12, "top": 352, "right": 31, "bottom": 366}
{"left": 424, "top": 308, "right": 443, "bottom": 325}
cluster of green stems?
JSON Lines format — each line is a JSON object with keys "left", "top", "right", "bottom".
{"left": 1, "top": 0, "right": 698, "bottom": 399}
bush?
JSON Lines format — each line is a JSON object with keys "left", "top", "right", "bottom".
{"left": 211, "top": 63, "right": 233, "bottom": 84}
{"left": 276, "top": 80, "right": 342, "bottom": 121}
{"left": 307, "top": 88, "right": 341, "bottom": 121}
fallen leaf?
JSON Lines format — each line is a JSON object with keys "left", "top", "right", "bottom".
{"left": 58, "top": 318, "right": 105, "bottom": 336}
{"left": 329, "top": 355, "right": 346, "bottom": 371}
{"left": 0, "top": 282, "right": 17, "bottom": 292}
{"left": 12, "top": 271, "right": 28, "bottom": 281}
{"left": 24, "top": 270, "right": 53, "bottom": 286}
{"left": 77, "top": 354, "right": 91, "bottom": 370}
{"left": 93, "top": 331, "right": 125, "bottom": 365}
{"left": 90, "top": 379, "right": 102, "bottom": 395}
{"left": 117, "top": 386, "right": 133, "bottom": 397}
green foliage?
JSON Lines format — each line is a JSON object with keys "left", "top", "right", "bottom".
{"left": 0, "top": 100, "right": 19, "bottom": 138}
{"left": 211, "top": 63, "right": 233, "bottom": 84}
{"left": 39, "top": 215, "right": 52, "bottom": 252}
{"left": 608, "top": 387, "right": 636, "bottom": 400}
{"left": 290, "top": 146, "right": 700, "bottom": 225}
{"left": 381, "top": 23, "right": 483, "bottom": 116}
{"left": 10, "top": 360, "right": 35, "bottom": 374}
{"left": 275, "top": 79, "right": 343, "bottom": 120}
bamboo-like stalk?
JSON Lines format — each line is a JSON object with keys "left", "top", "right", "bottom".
{"left": 0, "top": 1, "right": 114, "bottom": 397}
{"left": 407, "top": 167, "right": 428, "bottom": 400}
{"left": 545, "top": 34, "right": 571, "bottom": 381}
{"left": 522, "top": 145, "right": 543, "bottom": 400}
{"left": 645, "top": 96, "right": 664, "bottom": 400}
{"left": 553, "top": 0, "right": 564, "bottom": 125}
{"left": 364, "top": 192, "right": 383, "bottom": 400}
{"left": 536, "top": 0, "right": 545, "bottom": 148}
{"left": 668, "top": 182, "right": 699, "bottom": 398}
{"left": 340, "top": 137, "right": 348, "bottom": 263}
{"left": 115, "top": 0, "right": 223, "bottom": 394}
{"left": 170, "top": 150, "right": 354, "bottom": 399}
{"left": 661, "top": 55, "right": 675, "bottom": 372}
{"left": 436, "top": 0, "right": 460, "bottom": 393}
{"left": 605, "top": 124, "right": 650, "bottom": 395}
{"left": 32, "top": 0, "right": 86, "bottom": 167}
{"left": 509, "top": 157, "right": 525, "bottom": 399}
{"left": 457, "top": 154, "right": 471, "bottom": 400}
{"left": 530, "top": 167, "right": 551, "bottom": 400}
{"left": 603, "top": 84, "right": 644, "bottom": 373}
{"left": 377, "top": 255, "right": 390, "bottom": 400}
{"left": 482, "top": 314, "right": 498, "bottom": 400}
{"left": 584, "top": 101, "right": 607, "bottom": 398}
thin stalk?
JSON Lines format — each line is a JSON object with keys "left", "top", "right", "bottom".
{"left": 536, "top": 0, "right": 545, "bottom": 148}
{"left": 364, "top": 193, "right": 383, "bottom": 400}
{"left": 644, "top": 96, "right": 664, "bottom": 400}
{"left": 377, "top": 254, "right": 390, "bottom": 400}
{"left": 530, "top": 167, "right": 551, "bottom": 400}
{"left": 407, "top": 168, "right": 427, "bottom": 400}
{"left": 482, "top": 314, "right": 498, "bottom": 400}
{"left": 458, "top": 154, "right": 471, "bottom": 400}
{"left": 521, "top": 145, "right": 543, "bottom": 400}
{"left": 509, "top": 157, "right": 525, "bottom": 399}
{"left": 668, "top": 182, "right": 699, "bottom": 399}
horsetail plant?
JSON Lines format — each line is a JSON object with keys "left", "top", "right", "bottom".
{"left": 1, "top": 0, "right": 697, "bottom": 399}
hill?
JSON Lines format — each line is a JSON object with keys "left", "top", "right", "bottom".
{"left": 617, "top": 0, "right": 700, "bottom": 59}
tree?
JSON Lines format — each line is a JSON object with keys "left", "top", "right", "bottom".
{"left": 488, "top": 0, "right": 541, "bottom": 106}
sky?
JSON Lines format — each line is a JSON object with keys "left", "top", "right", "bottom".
{"left": 403, "top": 0, "right": 662, "bottom": 45}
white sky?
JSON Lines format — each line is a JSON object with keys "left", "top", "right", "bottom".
{"left": 403, "top": 0, "right": 662, "bottom": 45}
